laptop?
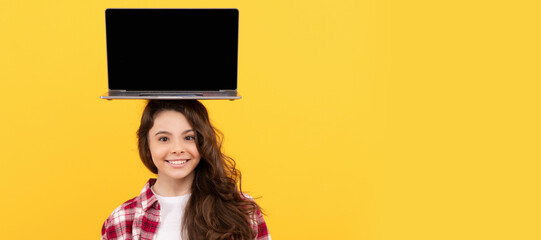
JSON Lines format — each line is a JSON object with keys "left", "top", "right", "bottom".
{"left": 100, "top": 8, "right": 241, "bottom": 100}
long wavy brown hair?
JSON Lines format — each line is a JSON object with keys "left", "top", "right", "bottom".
{"left": 137, "top": 100, "right": 261, "bottom": 240}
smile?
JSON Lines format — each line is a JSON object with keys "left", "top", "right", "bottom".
{"left": 165, "top": 159, "right": 190, "bottom": 167}
{"left": 168, "top": 160, "right": 187, "bottom": 164}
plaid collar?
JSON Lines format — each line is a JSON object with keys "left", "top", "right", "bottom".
{"left": 139, "top": 178, "right": 159, "bottom": 212}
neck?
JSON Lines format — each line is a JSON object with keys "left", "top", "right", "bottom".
{"left": 152, "top": 174, "right": 194, "bottom": 197}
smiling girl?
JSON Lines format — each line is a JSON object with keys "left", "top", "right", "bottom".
{"left": 102, "top": 100, "right": 270, "bottom": 240}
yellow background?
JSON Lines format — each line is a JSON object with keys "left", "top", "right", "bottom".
{"left": 1, "top": 0, "right": 540, "bottom": 239}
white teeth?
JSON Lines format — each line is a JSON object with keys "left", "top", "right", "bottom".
{"left": 169, "top": 160, "right": 187, "bottom": 165}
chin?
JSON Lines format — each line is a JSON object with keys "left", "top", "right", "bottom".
{"left": 167, "top": 172, "right": 194, "bottom": 181}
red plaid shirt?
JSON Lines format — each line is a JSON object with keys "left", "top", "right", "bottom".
{"left": 102, "top": 179, "right": 270, "bottom": 240}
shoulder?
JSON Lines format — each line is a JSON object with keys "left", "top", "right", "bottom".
{"left": 252, "top": 208, "right": 271, "bottom": 240}
{"left": 240, "top": 193, "right": 271, "bottom": 240}
{"left": 107, "top": 196, "right": 142, "bottom": 221}
{"left": 240, "top": 192, "right": 254, "bottom": 200}
{"left": 101, "top": 179, "right": 158, "bottom": 240}
{"left": 101, "top": 196, "right": 141, "bottom": 240}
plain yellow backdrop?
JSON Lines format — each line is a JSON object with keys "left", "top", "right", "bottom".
{"left": 1, "top": 0, "right": 540, "bottom": 239}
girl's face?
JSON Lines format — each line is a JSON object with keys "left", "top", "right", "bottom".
{"left": 148, "top": 110, "right": 201, "bottom": 182}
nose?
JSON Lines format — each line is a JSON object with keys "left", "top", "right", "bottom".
{"left": 171, "top": 141, "right": 185, "bottom": 154}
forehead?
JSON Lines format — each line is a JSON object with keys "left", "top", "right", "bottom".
{"left": 150, "top": 110, "right": 193, "bottom": 131}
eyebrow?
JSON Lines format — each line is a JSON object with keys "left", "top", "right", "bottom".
{"left": 154, "top": 129, "right": 194, "bottom": 136}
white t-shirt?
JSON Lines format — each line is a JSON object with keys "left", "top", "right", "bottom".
{"left": 151, "top": 190, "right": 191, "bottom": 240}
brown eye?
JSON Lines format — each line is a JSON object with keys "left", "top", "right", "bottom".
{"left": 158, "top": 137, "right": 169, "bottom": 142}
{"left": 185, "top": 135, "right": 195, "bottom": 141}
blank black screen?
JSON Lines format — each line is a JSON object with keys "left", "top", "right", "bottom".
{"left": 106, "top": 9, "right": 238, "bottom": 91}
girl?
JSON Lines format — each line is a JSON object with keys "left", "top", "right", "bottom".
{"left": 102, "top": 100, "right": 270, "bottom": 240}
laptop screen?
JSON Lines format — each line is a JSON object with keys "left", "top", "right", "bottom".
{"left": 105, "top": 9, "right": 238, "bottom": 91}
